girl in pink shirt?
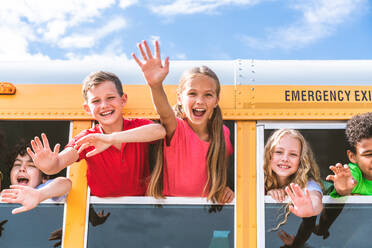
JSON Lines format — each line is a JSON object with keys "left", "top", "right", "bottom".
{"left": 133, "top": 40, "right": 234, "bottom": 203}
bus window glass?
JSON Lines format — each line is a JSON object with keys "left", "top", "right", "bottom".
{"left": 262, "top": 126, "right": 365, "bottom": 247}
{"left": 0, "top": 203, "right": 64, "bottom": 247}
{"left": 87, "top": 203, "right": 234, "bottom": 248}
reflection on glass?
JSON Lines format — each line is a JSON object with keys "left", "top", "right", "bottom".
{"left": 0, "top": 203, "right": 64, "bottom": 247}
{"left": 265, "top": 203, "right": 371, "bottom": 247}
{"left": 88, "top": 204, "right": 234, "bottom": 248}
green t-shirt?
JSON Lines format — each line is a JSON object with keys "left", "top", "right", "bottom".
{"left": 330, "top": 163, "right": 372, "bottom": 198}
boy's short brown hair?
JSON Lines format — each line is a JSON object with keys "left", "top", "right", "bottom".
{"left": 82, "top": 71, "right": 124, "bottom": 101}
{"left": 346, "top": 112, "right": 372, "bottom": 153}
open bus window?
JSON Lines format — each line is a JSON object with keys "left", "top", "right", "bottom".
{"left": 259, "top": 123, "right": 372, "bottom": 247}
{"left": 0, "top": 120, "right": 70, "bottom": 189}
{"left": 264, "top": 128, "right": 348, "bottom": 185}
{"left": 0, "top": 121, "right": 69, "bottom": 247}
{"left": 86, "top": 121, "right": 235, "bottom": 247}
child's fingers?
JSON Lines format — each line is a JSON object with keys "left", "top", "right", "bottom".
{"left": 142, "top": 40, "right": 153, "bottom": 60}
{"left": 154, "top": 40, "right": 161, "bottom": 59}
{"left": 77, "top": 143, "right": 90, "bottom": 154}
{"left": 86, "top": 149, "right": 98, "bottom": 158}
{"left": 292, "top": 184, "right": 304, "bottom": 198}
{"left": 132, "top": 53, "right": 143, "bottom": 67}
{"left": 12, "top": 206, "right": 28, "bottom": 215}
{"left": 30, "top": 139, "right": 40, "bottom": 153}
{"left": 138, "top": 42, "right": 148, "bottom": 61}
{"left": 329, "top": 165, "right": 337, "bottom": 174}
{"left": 164, "top": 57, "right": 170, "bottom": 73}
{"left": 53, "top": 143, "right": 61, "bottom": 154}
{"left": 41, "top": 133, "right": 50, "bottom": 150}
{"left": 326, "top": 175, "right": 335, "bottom": 182}
{"left": 26, "top": 147, "right": 36, "bottom": 161}
{"left": 285, "top": 186, "right": 296, "bottom": 202}
{"left": 9, "top": 185, "right": 27, "bottom": 190}
{"left": 34, "top": 136, "right": 44, "bottom": 150}
{"left": 143, "top": 40, "right": 153, "bottom": 59}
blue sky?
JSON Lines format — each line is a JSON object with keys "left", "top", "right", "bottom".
{"left": 0, "top": 0, "right": 370, "bottom": 63}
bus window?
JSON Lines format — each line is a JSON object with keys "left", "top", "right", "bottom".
{"left": 85, "top": 120, "right": 235, "bottom": 247}
{"left": 258, "top": 122, "right": 371, "bottom": 248}
{"left": 87, "top": 202, "right": 234, "bottom": 248}
{"left": 0, "top": 120, "right": 69, "bottom": 247}
{"left": 0, "top": 120, "right": 70, "bottom": 189}
{"left": 0, "top": 202, "right": 64, "bottom": 247}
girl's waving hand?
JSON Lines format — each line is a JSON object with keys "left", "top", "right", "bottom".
{"left": 133, "top": 40, "right": 177, "bottom": 139}
{"left": 286, "top": 183, "right": 322, "bottom": 218}
{"left": 132, "top": 40, "right": 169, "bottom": 88}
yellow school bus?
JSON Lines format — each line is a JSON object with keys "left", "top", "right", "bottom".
{"left": 1, "top": 59, "right": 372, "bottom": 248}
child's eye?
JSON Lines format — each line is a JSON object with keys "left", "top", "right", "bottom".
{"left": 92, "top": 100, "right": 99, "bottom": 104}
{"left": 107, "top": 96, "right": 115, "bottom": 100}
{"left": 188, "top": 92, "right": 196, "bottom": 96}
{"left": 290, "top": 153, "right": 298, "bottom": 157}
{"left": 274, "top": 150, "right": 282, "bottom": 154}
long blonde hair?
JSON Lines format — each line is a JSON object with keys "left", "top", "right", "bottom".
{"left": 264, "top": 129, "right": 322, "bottom": 230}
{"left": 147, "top": 66, "right": 228, "bottom": 202}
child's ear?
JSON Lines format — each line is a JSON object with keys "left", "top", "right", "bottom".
{"left": 347, "top": 150, "right": 357, "bottom": 164}
{"left": 83, "top": 103, "right": 91, "bottom": 115}
{"left": 121, "top": 93, "right": 128, "bottom": 106}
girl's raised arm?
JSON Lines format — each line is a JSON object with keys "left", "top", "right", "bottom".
{"left": 132, "top": 40, "right": 177, "bottom": 139}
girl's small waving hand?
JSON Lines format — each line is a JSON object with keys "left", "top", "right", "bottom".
{"left": 132, "top": 40, "right": 169, "bottom": 87}
{"left": 326, "top": 163, "right": 357, "bottom": 196}
{"left": 132, "top": 40, "right": 177, "bottom": 139}
{"left": 286, "top": 183, "right": 322, "bottom": 218}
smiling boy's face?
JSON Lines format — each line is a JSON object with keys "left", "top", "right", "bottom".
{"left": 10, "top": 154, "right": 42, "bottom": 188}
{"left": 348, "top": 137, "right": 372, "bottom": 181}
{"left": 83, "top": 80, "right": 127, "bottom": 133}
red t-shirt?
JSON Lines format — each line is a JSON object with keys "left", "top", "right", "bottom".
{"left": 163, "top": 118, "right": 233, "bottom": 197}
{"left": 66, "top": 118, "right": 153, "bottom": 197}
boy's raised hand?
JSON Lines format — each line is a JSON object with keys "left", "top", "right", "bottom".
{"left": 326, "top": 163, "right": 357, "bottom": 195}
{"left": 75, "top": 134, "right": 113, "bottom": 157}
{"left": 27, "top": 133, "right": 60, "bottom": 173}
{"left": 285, "top": 183, "right": 315, "bottom": 218}
{"left": 132, "top": 40, "right": 169, "bottom": 87}
{"left": 1, "top": 185, "right": 42, "bottom": 214}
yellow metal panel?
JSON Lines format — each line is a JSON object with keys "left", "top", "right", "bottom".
{"left": 235, "top": 85, "right": 372, "bottom": 120}
{"left": 236, "top": 121, "right": 256, "bottom": 248}
{"left": 0, "top": 84, "right": 236, "bottom": 120}
{"left": 63, "top": 120, "right": 92, "bottom": 248}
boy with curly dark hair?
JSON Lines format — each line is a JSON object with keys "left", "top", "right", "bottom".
{"left": 327, "top": 112, "right": 372, "bottom": 196}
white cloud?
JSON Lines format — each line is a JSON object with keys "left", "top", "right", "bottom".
{"left": 240, "top": 0, "right": 368, "bottom": 49}
{"left": 58, "top": 16, "right": 127, "bottom": 48}
{"left": 0, "top": 0, "right": 116, "bottom": 60}
{"left": 150, "top": 0, "right": 262, "bottom": 16}
{"left": 119, "top": 0, "right": 139, "bottom": 9}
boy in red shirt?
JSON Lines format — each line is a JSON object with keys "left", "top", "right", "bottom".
{"left": 27, "top": 71, "right": 166, "bottom": 197}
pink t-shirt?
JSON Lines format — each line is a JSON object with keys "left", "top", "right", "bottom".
{"left": 163, "top": 118, "right": 233, "bottom": 197}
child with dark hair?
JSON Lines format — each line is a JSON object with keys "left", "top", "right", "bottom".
{"left": 1, "top": 141, "right": 71, "bottom": 214}
{"left": 313, "top": 112, "right": 372, "bottom": 240}
{"left": 327, "top": 112, "right": 372, "bottom": 196}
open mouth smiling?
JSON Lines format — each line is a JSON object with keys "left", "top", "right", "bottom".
{"left": 100, "top": 110, "right": 114, "bottom": 117}
{"left": 192, "top": 108, "right": 206, "bottom": 117}
{"left": 17, "top": 177, "right": 29, "bottom": 185}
